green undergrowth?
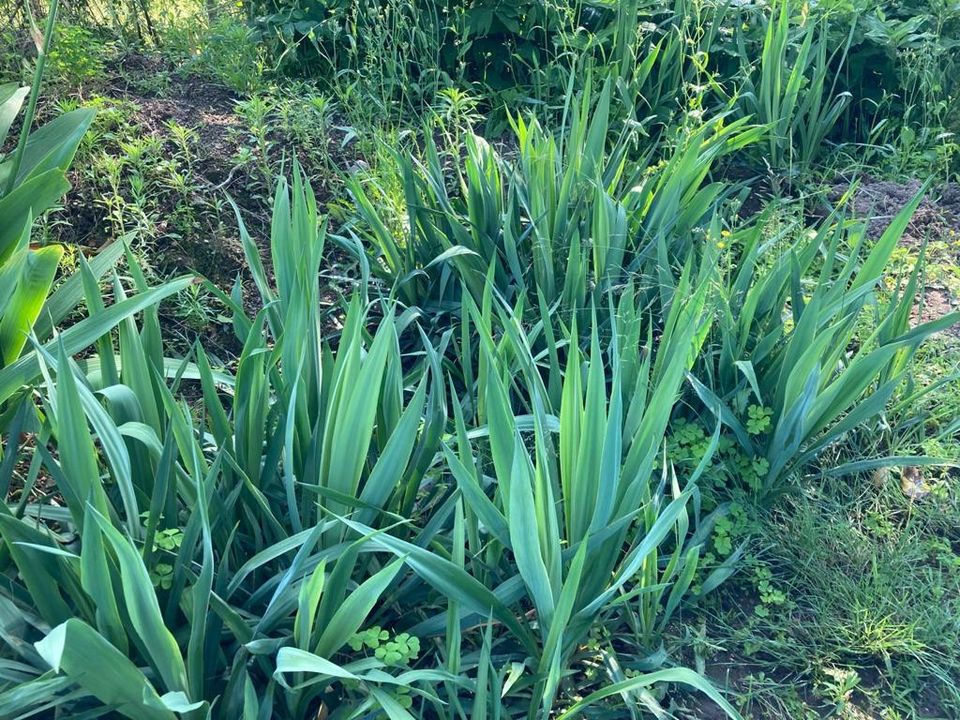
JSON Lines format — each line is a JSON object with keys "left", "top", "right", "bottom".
{"left": 1, "top": 0, "right": 959, "bottom": 718}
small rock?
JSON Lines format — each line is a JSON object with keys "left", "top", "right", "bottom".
{"left": 900, "top": 466, "right": 928, "bottom": 500}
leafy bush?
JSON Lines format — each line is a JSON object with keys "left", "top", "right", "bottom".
{"left": 3, "top": 0, "right": 959, "bottom": 716}
{"left": 251, "top": 0, "right": 585, "bottom": 86}
{"left": 250, "top": 0, "right": 722, "bottom": 124}
{"left": 165, "top": 14, "right": 268, "bottom": 93}
{"left": 46, "top": 24, "right": 108, "bottom": 88}
{"left": 0, "top": 1, "right": 99, "bottom": 370}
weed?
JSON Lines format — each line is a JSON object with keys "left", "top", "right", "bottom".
{"left": 47, "top": 24, "right": 110, "bottom": 90}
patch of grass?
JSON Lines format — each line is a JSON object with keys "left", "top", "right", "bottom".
{"left": 687, "top": 471, "right": 960, "bottom": 718}
{"left": 163, "top": 13, "right": 269, "bottom": 93}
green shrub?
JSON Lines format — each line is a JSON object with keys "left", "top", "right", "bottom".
{"left": 166, "top": 14, "right": 268, "bottom": 92}
{"left": 0, "top": 169, "right": 742, "bottom": 718}
{"left": 0, "top": 28, "right": 187, "bottom": 425}
{"left": 3, "top": 2, "right": 959, "bottom": 717}
{"left": 46, "top": 24, "right": 108, "bottom": 88}
{"left": 341, "top": 79, "right": 760, "bottom": 326}
{"left": 688, "top": 190, "right": 959, "bottom": 494}
{"left": 249, "top": 0, "right": 718, "bottom": 125}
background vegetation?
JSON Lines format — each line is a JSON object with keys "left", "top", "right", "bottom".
{"left": 0, "top": 0, "right": 958, "bottom": 718}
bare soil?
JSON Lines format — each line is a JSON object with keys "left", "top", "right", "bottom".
{"left": 827, "top": 178, "right": 960, "bottom": 244}
{"left": 829, "top": 178, "right": 960, "bottom": 338}
{"left": 32, "top": 51, "right": 364, "bottom": 358}
{"left": 52, "top": 52, "right": 257, "bottom": 282}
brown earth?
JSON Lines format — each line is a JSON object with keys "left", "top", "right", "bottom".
{"left": 35, "top": 51, "right": 364, "bottom": 356}
{"left": 54, "top": 52, "right": 263, "bottom": 282}
{"left": 828, "top": 178, "right": 960, "bottom": 339}
{"left": 827, "top": 178, "right": 960, "bottom": 244}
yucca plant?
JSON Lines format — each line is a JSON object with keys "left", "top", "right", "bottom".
{"left": 611, "top": 0, "right": 733, "bottom": 130}
{"left": 2, "top": 169, "right": 744, "bottom": 719}
{"left": 1, "top": 173, "right": 450, "bottom": 718}
{"left": 336, "top": 256, "right": 741, "bottom": 717}
{"left": 689, "top": 187, "right": 960, "bottom": 493}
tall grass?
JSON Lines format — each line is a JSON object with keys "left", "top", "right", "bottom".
{"left": 689, "top": 189, "right": 959, "bottom": 493}
{"left": 736, "top": 0, "right": 854, "bottom": 170}
{"left": 10, "top": 164, "right": 944, "bottom": 716}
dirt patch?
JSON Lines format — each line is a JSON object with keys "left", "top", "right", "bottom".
{"left": 915, "top": 287, "right": 960, "bottom": 336}
{"left": 827, "top": 178, "right": 960, "bottom": 244}
{"left": 8, "top": 49, "right": 370, "bottom": 372}
{"left": 826, "top": 178, "right": 960, "bottom": 338}
{"left": 50, "top": 54, "right": 253, "bottom": 283}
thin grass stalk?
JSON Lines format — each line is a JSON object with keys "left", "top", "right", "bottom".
{"left": 4, "top": 0, "right": 60, "bottom": 197}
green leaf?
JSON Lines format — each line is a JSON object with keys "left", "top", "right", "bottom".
{"left": 91, "top": 510, "right": 189, "bottom": 695}
{"left": 1, "top": 108, "right": 95, "bottom": 188}
{"left": 274, "top": 648, "right": 361, "bottom": 683}
{"left": 0, "top": 170, "right": 69, "bottom": 263}
{"left": 0, "top": 245, "right": 62, "bottom": 365}
{"left": 0, "top": 276, "right": 193, "bottom": 405}
{"left": 556, "top": 667, "right": 741, "bottom": 720}
{"left": 34, "top": 236, "right": 128, "bottom": 339}
{"left": 0, "top": 84, "right": 29, "bottom": 145}
{"left": 507, "top": 435, "right": 556, "bottom": 629}
{"left": 35, "top": 619, "right": 176, "bottom": 720}
{"left": 314, "top": 559, "right": 404, "bottom": 657}
{"left": 337, "top": 516, "right": 538, "bottom": 655}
